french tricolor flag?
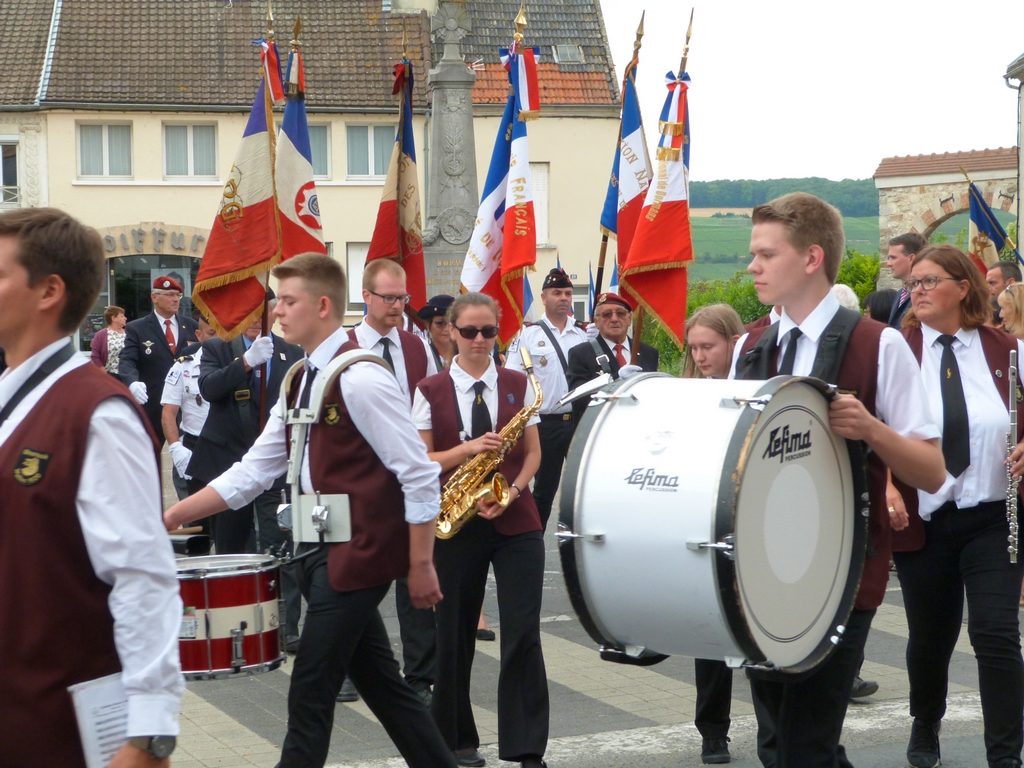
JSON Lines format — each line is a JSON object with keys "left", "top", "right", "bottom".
{"left": 503, "top": 45, "right": 541, "bottom": 119}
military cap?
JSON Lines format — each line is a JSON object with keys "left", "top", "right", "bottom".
{"left": 152, "top": 275, "right": 183, "bottom": 293}
{"left": 594, "top": 291, "right": 633, "bottom": 312}
{"left": 418, "top": 294, "right": 455, "bottom": 321}
{"left": 542, "top": 267, "right": 573, "bottom": 290}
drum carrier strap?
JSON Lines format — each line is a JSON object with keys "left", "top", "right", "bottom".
{"left": 536, "top": 322, "right": 570, "bottom": 373}
{"left": 737, "top": 306, "right": 861, "bottom": 382}
{"left": 588, "top": 338, "right": 613, "bottom": 376}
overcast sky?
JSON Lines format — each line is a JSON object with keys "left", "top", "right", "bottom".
{"left": 597, "top": 0, "right": 1024, "bottom": 181}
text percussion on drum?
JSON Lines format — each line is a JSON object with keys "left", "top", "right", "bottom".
{"left": 557, "top": 373, "right": 868, "bottom": 675}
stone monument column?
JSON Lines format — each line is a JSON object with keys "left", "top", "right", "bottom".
{"left": 423, "top": 0, "right": 479, "bottom": 296}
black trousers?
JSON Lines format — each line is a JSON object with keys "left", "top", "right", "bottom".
{"left": 749, "top": 607, "right": 874, "bottom": 768}
{"left": 395, "top": 577, "right": 437, "bottom": 690}
{"left": 278, "top": 545, "right": 454, "bottom": 768}
{"left": 533, "top": 416, "right": 574, "bottom": 529}
{"left": 431, "top": 518, "right": 548, "bottom": 761}
{"left": 694, "top": 658, "right": 733, "bottom": 740}
{"left": 251, "top": 492, "right": 301, "bottom": 639}
{"left": 893, "top": 500, "right": 1024, "bottom": 766}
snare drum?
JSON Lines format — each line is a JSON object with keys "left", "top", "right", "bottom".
{"left": 559, "top": 374, "right": 866, "bottom": 674}
{"left": 176, "top": 554, "right": 285, "bottom": 679}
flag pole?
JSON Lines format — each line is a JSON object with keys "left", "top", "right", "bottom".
{"left": 631, "top": 9, "right": 693, "bottom": 363}
{"left": 961, "top": 166, "right": 1020, "bottom": 253}
{"left": 594, "top": 11, "right": 644, "bottom": 316}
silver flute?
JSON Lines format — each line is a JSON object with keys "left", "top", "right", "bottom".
{"left": 1007, "top": 350, "right": 1019, "bottom": 564}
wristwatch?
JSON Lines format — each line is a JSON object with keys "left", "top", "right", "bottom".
{"left": 128, "top": 735, "right": 176, "bottom": 759}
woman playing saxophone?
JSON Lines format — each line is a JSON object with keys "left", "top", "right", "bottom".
{"left": 412, "top": 292, "right": 548, "bottom": 768}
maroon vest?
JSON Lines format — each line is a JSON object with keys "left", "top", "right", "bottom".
{"left": 0, "top": 365, "right": 157, "bottom": 767}
{"left": 347, "top": 327, "right": 428, "bottom": 402}
{"left": 417, "top": 367, "right": 541, "bottom": 536}
{"left": 741, "top": 317, "right": 891, "bottom": 610}
{"left": 892, "top": 325, "right": 1022, "bottom": 552}
{"left": 287, "top": 341, "right": 409, "bottom": 591}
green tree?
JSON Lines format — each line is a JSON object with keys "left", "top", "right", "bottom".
{"left": 836, "top": 250, "right": 881, "bottom": 306}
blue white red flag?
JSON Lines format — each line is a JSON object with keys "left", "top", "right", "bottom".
{"left": 502, "top": 45, "right": 541, "bottom": 119}
{"left": 461, "top": 47, "right": 539, "bottom": 345}
{"left": 259, "top": 38, "right": 285, "bottom": 103}
{"left": 620, "top": 70, "right": 694, "bottom": 348}
{"left": 968, "top": 182, "right": 1022, "bottom": 272}
{"left": 600, "top": 54, "right": 652, "bottom": 271}
{"left": 608, "top": 261, "right": 619, "bottom": 294}
{"left": 366, "top": 59, "right": 427, "bottom": 316}
{"left": 276, "top": 47, "right": 326, "bottom": 262}
{"left": 193, "top": 77, "right": 280, "bottom": 338}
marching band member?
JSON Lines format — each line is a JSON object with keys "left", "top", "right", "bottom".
{"left": 506, "top": 267, "right": 588, "bottom": 530}
{"left": 893, "top": 244, "right": 1024, "bottom": 768}
{"left": 165, "top": 253, "right": 455, "bottom": 768}
{"left": 732, "top": 192, "right": 944, "bottom": 768}
{"left": 413, "top": 292, "right": 549, "bottom": 768}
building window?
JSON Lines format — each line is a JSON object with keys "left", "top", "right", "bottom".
{"left": 573, "top": 286, "right": 589, "bottom": 321}
{"left": 530, "top": 162, "right": 550, "bottom": 245}
{"left": 309, "top": 124, "right": 330, "bottom": 177}
{"left": 0, "top": 142, "right": 17, "bottom": 205}
{"left": 346, "top": 124, "right": 395, "bottom": 177}
{"left": 78, "top": 123, "right": 132, "bottom": 177}
{"left": 164, "top": 124, "right": 217, "bottom": 177}
{"left": 552, "top": 44, "right": 585, "bottom": 64}
{"left": 346, "top": 242, "right": 369, "bottom": 311}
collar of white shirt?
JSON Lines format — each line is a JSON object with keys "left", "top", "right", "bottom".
{"left": 450, "top": 356, "right": 498, "bottom": 393}
{"left": 307, "top": 325, "right": 351, "bottom": 372}
{"left": 602, "top": 336, "right": 630, "bottom": 357}
{"left": 921, "top": 323, "right": 973, "bottom": 351}
{"left": 541, "top": 315, "right": 577, "bottom": 336}
{"left": 356, "top": 322, "right": 401, "bottom": 351}
{"left": 776, "top": 291, "right": 840, "bottom": 348}
{"left": 154, "top": 311, "right": 177, "bottom": 328}
{"left": 0, "top": 337, "right": 70, "bottom": 394}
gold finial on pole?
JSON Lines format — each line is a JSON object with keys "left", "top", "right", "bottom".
{"left": 402, "top": 26, "right": 409, "bottom": 59}
{"left": 633, "top": 11, "right": 645, "bottom": 58}
{"left": 678, "top": 8, "right": 694, "bottom": 74}
{"left": 266, "top": 0, "right": 275, "bottom": 40}
{"left": 290, "top": 17, "right": 302, "bottom": 51}
{"left": 514, "top": 1, "right": 527, "bottom": 45}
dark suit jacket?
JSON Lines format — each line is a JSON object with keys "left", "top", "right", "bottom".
{"left": 119, "top": 312, "right": 199, "bottom": 444}
{"left": 189, "top": 333, "right": 303, "bottom": 484}
{"left": 888, "top": 293, "right": 911, "bottom": 328}
{"left": 566, "top": 337, "right": 658, "bottom": 422}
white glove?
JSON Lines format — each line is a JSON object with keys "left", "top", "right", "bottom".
{"left": 243, "top": 336, "right": 274, "bottom": 368}
{"left": 618, "top": 364, "right": 643, "bottom": 379}
{"left": 128, "top": 381, "right": 149, "bottom": 404}
{"left": 168, "top": 441, "right": 193, "bottom": 479}
{"left": 585, "top": 324, "right": 600, "bottom": 340}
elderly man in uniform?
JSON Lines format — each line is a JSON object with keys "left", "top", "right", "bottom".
{"left": 119, "top": 275, "right": 199, "bottom": 446}
{"left": 506, "top": 267, "right": 588, "bottom": 529}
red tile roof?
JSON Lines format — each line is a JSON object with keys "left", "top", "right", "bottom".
{"left": 874, "top": 147, "right": 1019, "bottom": 179}
{"left": 472, "top": 63, "right": 617, "bottom": 105}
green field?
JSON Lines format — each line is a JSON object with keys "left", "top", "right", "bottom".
{"left": 689, "top": 216, "right": 881, "bottom": 282}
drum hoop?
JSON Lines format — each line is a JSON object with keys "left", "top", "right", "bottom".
{"left": 176, "top": 553, "right": 278, "bottom": 579}
{"left": 713, "top": 375, "right": 868, "bottom": 674}
{"left": 558, "top": 372, "right": 670, "bottom": 660}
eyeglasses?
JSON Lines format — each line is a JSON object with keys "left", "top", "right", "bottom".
{"left": 368, "top": 289, "right": 411, "bottom": 306}
{"left": 453, "top": 324, "right": 499, "bottom": 340}
{"left": 596, "top": 309, "right": 630, "bottom": 319}
{"left": 904, "top": 276, "right": 962, "bottom": 293}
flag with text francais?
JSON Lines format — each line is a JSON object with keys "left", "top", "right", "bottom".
{"left": 276, "top": 44, "right": 327, "bottom": 261}
{"left": 460, "top": 42, "right": 540, "bottom": 345}
{"left": 599, "top": 50, "right": 652, "bottom": 275}
{"left": 620, "top": 70, "right": 693, "bottom": 348}
{"left": 968, "top": 182, "right": 1021, "bottom": 273}
{"left": 366, "top": 58, "right": 427, "bottom": 318}
{"left": 193, "top": 40, "right": 284, "bottom": 339}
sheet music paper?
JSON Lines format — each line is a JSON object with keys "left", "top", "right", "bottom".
{"left": 68, "top": 672, "right": 128, "bottom": 768}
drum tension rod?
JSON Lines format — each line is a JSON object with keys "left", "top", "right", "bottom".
{"left": 589, "top": 392, "right": 639, "bottom": 405}
{"left": 555, "top": 529, "right": 605, "bottom": 543}
{"left": 725, "top": 396, "right": 771, "bottom": 411}
{"left": 687, "top": 535, "right": 735, "bottom": 560}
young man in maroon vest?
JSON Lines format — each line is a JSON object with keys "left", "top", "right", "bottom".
{"left": 733, "top": 193, "right": 945, "bottom": 768}
{"left": 0, "top": 208, "right": 183, "bottom": 767}
{"left": 350, "top": 257, "right": 437, "bottom": 704}
{"left": 165, "top": 253, "right": 454, "bottom": 768}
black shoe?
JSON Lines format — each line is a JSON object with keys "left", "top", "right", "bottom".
{"left": 476, "top": 628, "right": 496, "bottom": 641}
{"left": 906, "top": 718, "right": 940, "bottom": 768}
{"left": 283, "top": 635, "right": 300, "bottom": 654}
{"left": 454, "top": 747, "right": 485, "bottom": 767}
{"left": 701, "top": 736, "right": 731, "bottom": 764}
{"left": 335, "top": 677, "right": 359, "bottom": 703}
{"left": 520, "top": 757, "right": 546, "bottom": 768}
{"left": 849, "top": 676, "right": 879, "bottom": 701}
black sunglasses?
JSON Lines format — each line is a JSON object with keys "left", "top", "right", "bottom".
{"left": 453, "top": 324, "right": 499, "bottom": 340}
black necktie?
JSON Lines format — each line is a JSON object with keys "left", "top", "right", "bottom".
{"left": 379, "top": 337, "right": 395, "bottom": 374}
{"left": 778, "top": 328, "right": 802, "bottom": 375}
{"left": 298, "top": 364, "right": 317, "bottom": 409}
{"left": 470, "top": 380, "right": 491, "bottom": 439}
{"left": 937, "top": 334, "right": 970, "bottom": 477}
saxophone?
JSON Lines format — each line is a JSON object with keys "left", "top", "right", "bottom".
{"left": 435, "top": 348, "right": 544, "bottom": 539}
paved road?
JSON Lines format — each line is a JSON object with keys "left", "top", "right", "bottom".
{"left": 169, "top": 515, "right": 993, "bottom": 768}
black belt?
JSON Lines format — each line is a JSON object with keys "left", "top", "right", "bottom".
{"left": 540, "top": 412, "right": 573, "bottom": 422}
{"left": 181, "top": 432, "right": 199, "bottom": 450}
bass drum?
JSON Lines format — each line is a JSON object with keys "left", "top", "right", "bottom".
{"left": 558, "top": 374, "right": 867, "bottom": 674}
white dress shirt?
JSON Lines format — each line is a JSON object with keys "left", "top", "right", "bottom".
{"left": 506, "top": 315, "right": 588, "bottom": 414}
{"left": 0, "top": 338, "right": 184, "bottom": 737}
{"left": 153, "top": 310, "right": 178, "bottom": 348}
{"left": 730, "top": 292, "right": 940, "bottom": 443}
{"left": 915, "top": 325, "right": 1024, "bottom": 519}
{"left": 353, "top": 322, "right": 438, "bottom": 398}
{"left": 160, "top": 346, "right": 210, "bottom": 436}
{"left": 412, "top": 356, "right": 540, "bottom": 437}
{"left": 209, "top": 324, "right": 441, "bottom": 525}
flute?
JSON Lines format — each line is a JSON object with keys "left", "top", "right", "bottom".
{"left": 1007, "top": 350, "right": 1019, "bottom": 564}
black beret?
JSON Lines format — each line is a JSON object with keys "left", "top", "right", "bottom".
{"left": 542, "top": 267, "right": 572, "bottom": 290}
{"left": 418, "top": 294, "right": 455, "bottom": 320}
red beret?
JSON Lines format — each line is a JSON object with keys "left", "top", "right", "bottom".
{"left": 152, "top": 275, "right": 183, "bottom": 293}
{"left": 595, "top": 291, "right": 632, "bottom": 311}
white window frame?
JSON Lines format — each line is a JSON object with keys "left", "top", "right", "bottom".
{"left": 163, "top": 123, "right": 218, "bottom": 178}
{"left": 346, "top": 242, "right": 369, "bottom": 312}
{"left": 345, "top": 123, "right": 396, "bottom": 180}
{"left": 530, "top": 161, "right": 551, "bottom": 246}
{"left": 0, "top": 137, "right": 18, "bottom": 206}
{"left": 77, "top": 122, "right": 133, "bottom": 178}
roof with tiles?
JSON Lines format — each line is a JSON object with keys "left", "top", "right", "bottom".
{"left": 0, "top": 0, "right": 55, "bottom": 105}
{"left": 874, "top": 147, "right": 1019, "bottom": 179}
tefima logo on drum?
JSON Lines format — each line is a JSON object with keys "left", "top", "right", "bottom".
{"left": 625, "top": 467, "right": 680, "bottom": 492}
{"left": 762, "top": 424, "right": 812, "bottom": 463}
